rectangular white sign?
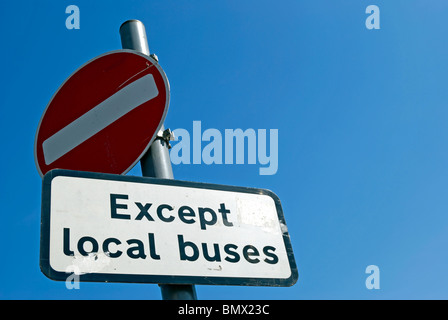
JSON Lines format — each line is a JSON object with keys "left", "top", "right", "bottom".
{"left": 40, "top": 170, "right": 298, "bottom": 286}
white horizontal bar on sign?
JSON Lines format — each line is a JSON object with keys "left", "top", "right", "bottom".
{"left": 42, "top": 74, "right": 159, "bottom": 165}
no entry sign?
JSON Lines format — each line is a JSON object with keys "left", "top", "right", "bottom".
{"left": 40, "top": 170, "right": 298, "bottom": 287}
{"left": 34, "top": 50, "right": 169, "bottom": 177}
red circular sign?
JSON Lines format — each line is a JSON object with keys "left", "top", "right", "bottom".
{"left": 34, "top": 50, "right": 169, "bottom": 177}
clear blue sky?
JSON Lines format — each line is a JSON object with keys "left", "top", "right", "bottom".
{"left": 1, "top": 0, "right": 448, "bottom": 299}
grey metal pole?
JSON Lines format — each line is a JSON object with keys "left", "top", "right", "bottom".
{"left": 119, "top": 19, "right": 197, "bottom": 301}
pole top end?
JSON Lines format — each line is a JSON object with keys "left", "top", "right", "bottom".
{"left": 120, "top": 19, "right": 145, "bottom": 31}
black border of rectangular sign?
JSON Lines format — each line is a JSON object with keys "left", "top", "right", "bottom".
{"left": 40, "top": 169, "right": 298, "bottom": 287}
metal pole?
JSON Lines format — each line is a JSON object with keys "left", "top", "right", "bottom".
{"left": 119, "top": 19, "right": 197, "bottom": 301}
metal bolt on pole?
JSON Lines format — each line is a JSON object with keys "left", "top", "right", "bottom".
{"left": 119, "top": 19, "right": 198, "bottom": 300}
